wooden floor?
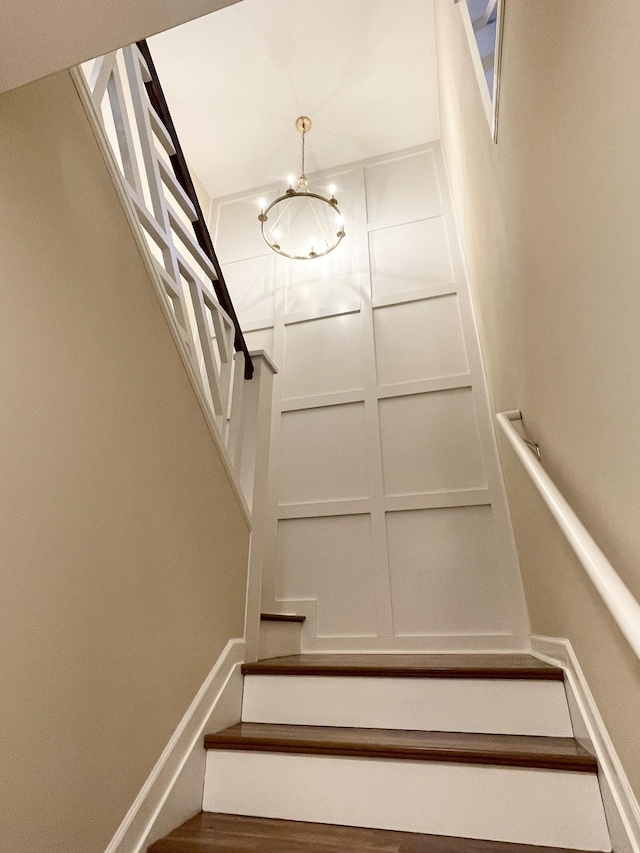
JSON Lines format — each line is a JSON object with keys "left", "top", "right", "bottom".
{"left": 148, "top": 812, "right": 594, "bottom": 853}
{"left": 241, "top": 654, "right": 563, "bottom": 680}
{"left": 204, "top": 723, "right": 596, "bottom": 772}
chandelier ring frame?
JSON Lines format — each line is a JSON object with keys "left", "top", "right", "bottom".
{"left": 259, "top": 190, "right": 346, "bottom": 261}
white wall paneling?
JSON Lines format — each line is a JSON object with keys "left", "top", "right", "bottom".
{"left": 379, "top": 389, "right": 486, "bottom": 496}
{"left": 276, "top": 515, "right": 378, "bottom": 638}
{"left": 364, "top": 149, "right": 443, "bottom": 223}
{"left": 369, "top": 217, "right": 455, "bottom": 300}
{"left": 373, "top": 295, "right": 468, "bottom": 386}
{"left": 278, "top": 404, "right": 369, "bottom": 505}
{"left": 221, "top": 255, "right": 277, "bottom": 328}
{"left": 211, "top": 142, "right": 530, "bottom": 651}
{"left": 283, "top": 312, "right": 365, "bottom": 401}
{"left": 386, "top": 506, "right": 510, "bottom": 636}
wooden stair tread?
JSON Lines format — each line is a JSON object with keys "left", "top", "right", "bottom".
{"left": 242, "top": 653, "right": 563, "bottom": 680}
{"left": 260, "top": 612, "right": 306, "bottom": 623}
{"left": 148, "top": 812, "right": 597, "bottom": 852}
{"left": 204, "top": 723, "right": 596, "bottom": 773}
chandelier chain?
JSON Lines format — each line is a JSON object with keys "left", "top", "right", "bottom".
{"left": 301, "top": 127, "right": 306, "bottom": 179}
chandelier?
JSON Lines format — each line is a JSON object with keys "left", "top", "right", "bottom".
{"left": 258, "top": 117, "right": 345, "bottom": 260}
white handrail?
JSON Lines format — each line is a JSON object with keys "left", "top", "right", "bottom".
{"left": 497, "top": 410, "right": 640, "bottom": 660}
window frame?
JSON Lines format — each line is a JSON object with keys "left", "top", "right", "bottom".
{"left": 457, "top": 0, "right": 506, "bottom": 143}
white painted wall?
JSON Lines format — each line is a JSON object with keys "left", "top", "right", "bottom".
{"left": 211, "top": 143, "right": 530, "bottom": 651}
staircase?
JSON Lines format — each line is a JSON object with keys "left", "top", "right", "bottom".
{"left": 149, "top": 651, "right": 612, "bottom": 852}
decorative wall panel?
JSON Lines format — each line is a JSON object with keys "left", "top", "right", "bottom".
{"left": 277, "top": 515, "right": 377, "bottom": 637}
{"left": 364, "top": 149, "right": 442, "bottom": 223}
{"left": 285, "top": 236, "right": 361, "bottom": 316}
{"left": 373, "top": 295, "right": 468, "bottom": 386}
{"left": 222, "top": 255, "right": 276, "bottom": 327}
{"left": 379, "top": 389, "right": 486, "bottom": 495}
{"left": 283, "top": 312, "right": 364, "bottom": 400}
{"left": 212, "top": 142, "right": 529, "bottom": 651}
{"left": 278, "top": 403, "right": 369, "bottom": 505}
{"left": 215, "top": 195, "right": 272, "bottom": 264}
{"left": 243, "top": 328, "right": 274, "bottom": 359}
{"left": 386, "top": 506, "right": 510, "bottom": 636}
{"left": 369, "top": 217, "right": 455, "bottom": 300}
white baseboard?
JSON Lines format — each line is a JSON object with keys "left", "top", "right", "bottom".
{"left": 531, "top": 635, "right": 640, "bottom": 853}
{"left": 104, "top": 638, "right": 245, "bottom": 853}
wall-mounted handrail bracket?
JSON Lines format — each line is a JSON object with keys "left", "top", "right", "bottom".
{"left": 508, "top": 410, "right": 541, "bottom": 460}
{"left": 497, "top": 409, "right": 640, "bottom": 661}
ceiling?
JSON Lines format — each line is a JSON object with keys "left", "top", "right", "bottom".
{"left": 149, "top": 0, "right": 440, "bottom": 199}
{"left": 0, "top": 0, "right": 239, "bottom": 94}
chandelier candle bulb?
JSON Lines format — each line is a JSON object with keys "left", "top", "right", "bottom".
{"left": 257, "top": 116, "right": 346, "bottom": 260}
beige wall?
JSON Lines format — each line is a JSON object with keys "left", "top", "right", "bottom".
{"left": 0, "top": 71, "right": 250, "bottom": 853}
{"left": 0, "top": 0, "right": 240, "bottom": 94}
{"left": 434, "top": 0, "right": 640, "bottom": 796}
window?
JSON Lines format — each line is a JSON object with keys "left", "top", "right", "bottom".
{"left": 457, "top": 0, "right": 505, "bottom": 142}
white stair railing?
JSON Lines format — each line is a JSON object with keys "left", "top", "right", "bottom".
{"left": 497, "top": 410, "right": 640, "bottom": 660}
{"left": 72, "top": 43, "right": 276, "bottom": 518}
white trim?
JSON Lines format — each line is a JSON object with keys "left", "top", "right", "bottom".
{"left": 69, "top": 66, "right": 252, "bottom": 524}
{"left": 103, "top": 639, "right": 245, "bottom": 853}
{"left": 280, "top": 598, "right": 525, "bottom": 652}
{"left": 530, "top": 635, "right": 640, "bottom": 853}
{"left": 371, "top": 284, "right": 459, "bottom": 308}
{"left": 497, "top": 410, "right": 640, "bottom": 661}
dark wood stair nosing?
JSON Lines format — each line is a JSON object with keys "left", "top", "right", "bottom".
{"left": 203, "top": 725, "right": 597, "bottom": 775}
{"left": 241, "top": 652, "right": 563, "bottom": 681}
{"left": 260, "top": 612, "right": 306, "bottom": 623}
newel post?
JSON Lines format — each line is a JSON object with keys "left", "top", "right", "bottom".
{"left": 238, "top": 350, "right": 278, "bottom": 662}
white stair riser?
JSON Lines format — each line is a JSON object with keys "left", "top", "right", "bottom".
{"left": 203, "top": 750, "right": 610, "bottom": 851}
{"left": 257, "top": 623, "right": 302, "bottom": 660}
{"left": 242, "top": 676, "right": 573, "bottom": 736}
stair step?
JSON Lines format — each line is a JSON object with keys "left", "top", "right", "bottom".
{"left": 148, "top": 812, "right": 597, "bottom": 853}
{"left": 203, "top": 726, "right": 608, "bottom": 847}
{"left": 260, "top": 612, "right": 306, "bottom": 623}
{"left": 204, "top": 723, "right": 595, "bottom": 772}
{"left": 241, "top": 653, "right": 563, "bottom": 680}
{"left": 242, "top": 653, "right": 572, "bottom": 735}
